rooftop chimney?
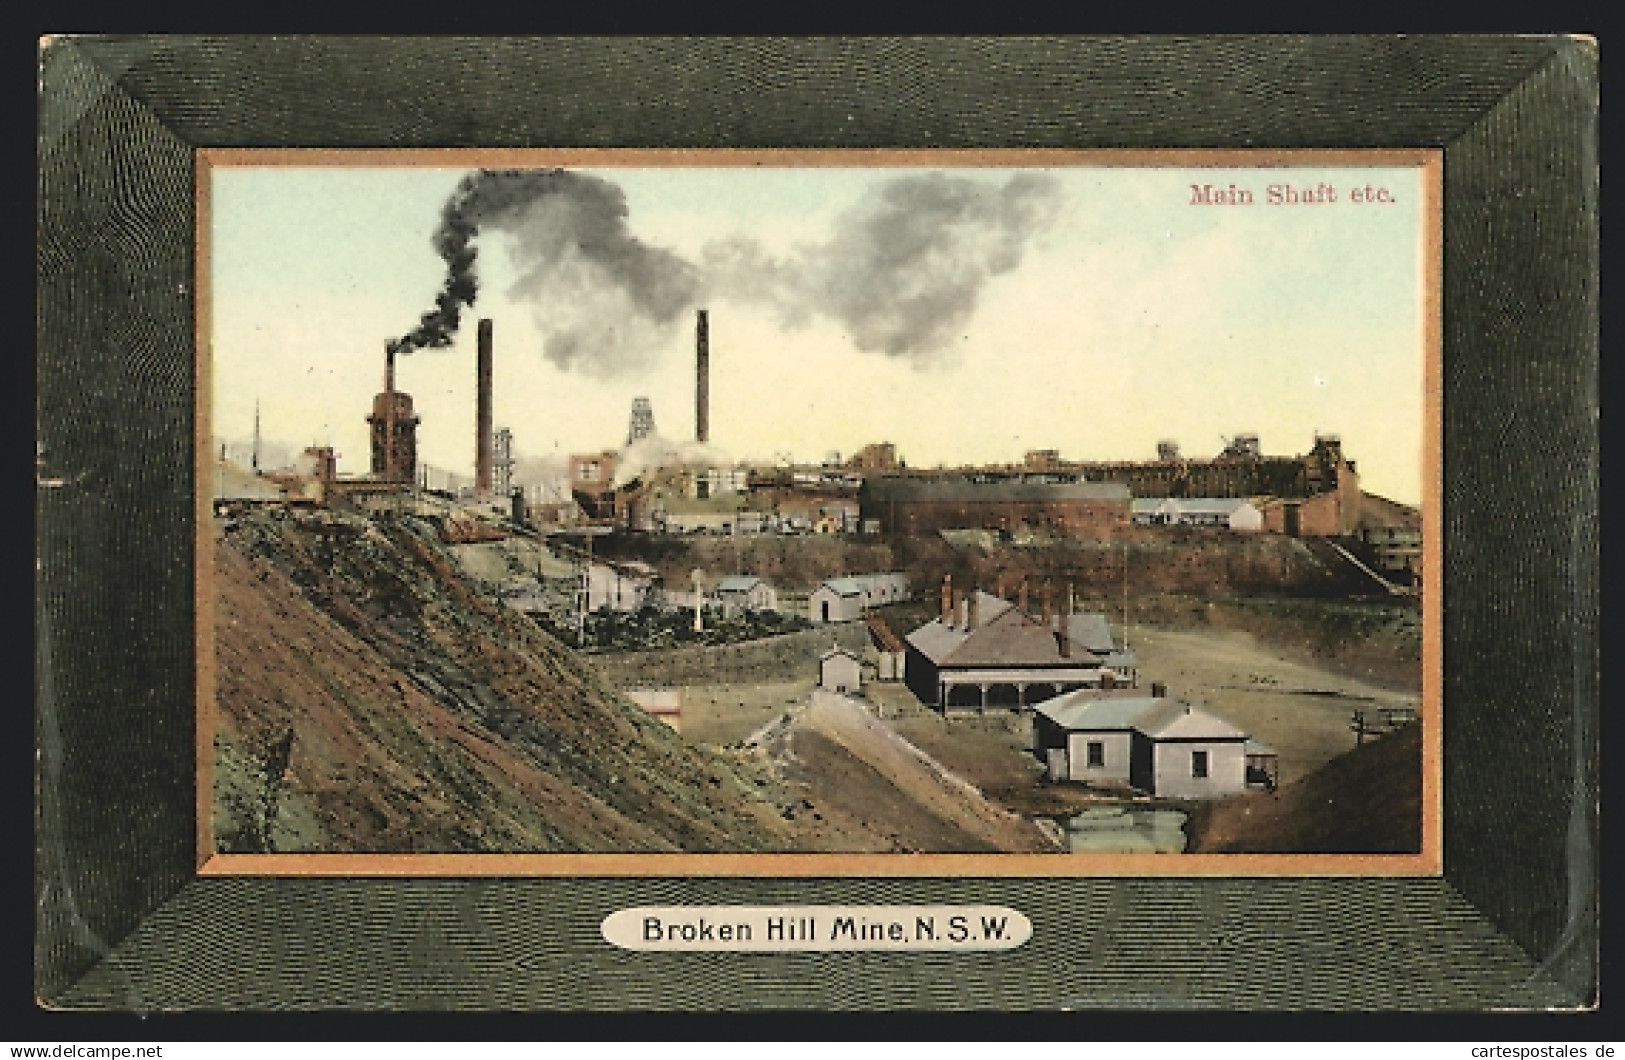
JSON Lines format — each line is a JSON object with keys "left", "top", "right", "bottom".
{"left": 1018, "top": 578, "right": 1029, "bottom": 616}
{"left": 967, "top": 590, "right": 980, "bottom": 631}
{"left": 475, "top": 318, "right": 494, "bottom": 496}
{"left": 1058, "top": 589, "right": 1071, "bottom": 657}
{"left": 695, "top": 309, "right": 710, "bottom": 444}
{"left": 940, "top": 574, "right": 952, "bottom": 625}
{"left": 953, "top": 589, "right": 965, "bottom": 629}
{"left": 1041, "top": 584, "right": 1053, "bottom": 626}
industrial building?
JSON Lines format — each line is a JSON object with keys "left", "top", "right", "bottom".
{"left": 1031, "top": 687, "right": 1272, "bottom": 798}
{"left": 367, "top": 345, "right": 420, "bottom": 482}
{"left": 904, "top": 580, "right": 1137, "bottom": 712}
{"left": 859, "top": 476, "right": 1132, "bottom": 538}
{"left": 1076, "top": 433, "right": 1362, "bottom": 536}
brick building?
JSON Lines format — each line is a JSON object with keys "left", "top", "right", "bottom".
{"left": 859, "top": 476, "right": 1132, "bottom": 538}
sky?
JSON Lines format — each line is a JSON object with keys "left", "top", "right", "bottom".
{"left": 210, "top": 160, "right": 1429, "bottom": 505}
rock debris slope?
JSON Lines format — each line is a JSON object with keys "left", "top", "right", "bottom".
{"left": 212, "top": 509, "right": 800, "bottom": 854}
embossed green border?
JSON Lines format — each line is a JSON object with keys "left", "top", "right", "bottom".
{"left": 36, "top": 35, "right": 1597, "bottom": 1012}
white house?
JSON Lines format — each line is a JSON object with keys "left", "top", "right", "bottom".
{"left": 819, "top": 646, "right": 863, "bottom": 694}
{"left": 1032, "top": 687, "right": 1255, "bottom": 798}
{"left": 714, "top": 575, "right": 778, "bottom": 612}
{"left": 1031, "top": 693, "right": 1157, "bottom": 788}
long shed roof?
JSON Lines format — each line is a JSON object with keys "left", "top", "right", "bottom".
{"left": 864, "top": 477, "right": 1131, "bottom": 503}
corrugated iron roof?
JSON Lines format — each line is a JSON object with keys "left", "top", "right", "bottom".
{"left": 1034, "top": 695, "right": 1162, "bottom": 731}
{"left": 864, "top": 477, "right": 1132, "bottom": 503}
{"left": 1165, "top": 497, "right": 1255, "bottom": 516}
{"left": 819, "top": 577, "right": 868, "bottom": 597}
{"left": 1133, "top": 699, "right": 1248, "bottom": 740}
{"left": 715, "top": 575, "right": 763, "bottom": 593}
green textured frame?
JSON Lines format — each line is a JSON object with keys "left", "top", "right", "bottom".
{"left": 35, "top": 35, "right": 1597, "bottom": 1012}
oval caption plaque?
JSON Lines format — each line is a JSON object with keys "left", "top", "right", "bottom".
{"left": 601, "top": 905, "right": 1031, "bottom": 952}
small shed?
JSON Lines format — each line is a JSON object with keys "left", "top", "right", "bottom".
{"left": 715, "top": 575, "right": 777, "bottom": 612}
{"left": 819, "top": 646, "right": 863, "bottom": 694}
{"left": 809, "top": 578, "right": 868, "bottom": 623}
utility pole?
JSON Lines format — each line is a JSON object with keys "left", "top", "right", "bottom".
{"left": 1122, "top": 541, "right": 1130, "bottom": 652}
{"left": 691, "top": 569, "right": 705, "bottom": 633}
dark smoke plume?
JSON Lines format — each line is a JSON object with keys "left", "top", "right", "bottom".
{"left": 392, "top": 169, "right": 698, "bottom": 374}
{"left": 395, "top": 168, "right": 1060, "bottom": 375}
{"left": 702, "top": 171, "right": 1063, "bottom": 361}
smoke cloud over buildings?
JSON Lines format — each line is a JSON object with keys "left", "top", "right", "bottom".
{"left": 393, "top": 168, "right": 1063, "bottom": 377}
{"left": 703, "top": 171, "right": 1064, "bottom": 360}
{"left": 391, "top": 169, "right": 700, "bottom": 376}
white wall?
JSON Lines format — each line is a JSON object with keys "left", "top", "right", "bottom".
{"left": 809, "top": 586, "right": 865, "bottom": 623}
{"left": 820, "top": 653, "right": 862, "bottom": 693}
{"left": 1151, "top": 741, "right": 1248, "bottom": 799}
{"left": 1065, "top": 731, "right": 1134, "bottom": 784}
{"left": 1228, "top": 503, "right": 1264, "bottom": 532}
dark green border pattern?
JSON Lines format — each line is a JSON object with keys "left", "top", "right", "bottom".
{"left": 35, "top": 35, "right": 1599, "bottom": 1011}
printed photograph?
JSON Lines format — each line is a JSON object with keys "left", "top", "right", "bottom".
{"left": 205, "top": 155, "right": 1433, "bottom": 861}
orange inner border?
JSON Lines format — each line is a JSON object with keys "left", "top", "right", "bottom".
{"left": 195, "top": 147, "right": 1444, "bottom": 878}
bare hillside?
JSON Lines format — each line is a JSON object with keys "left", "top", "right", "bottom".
{"left": 212, "top": 509, "right": 803, "bottom": 854}
{"left": 1185, "top": 722, "right": 1422, "bottom": 854}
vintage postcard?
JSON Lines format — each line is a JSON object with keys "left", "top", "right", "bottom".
{"left": 198, "top": 149, "right": 1440, "bottom": 877}
{"left": 36, "top": 35, "right": 1595, "bottom": 1017}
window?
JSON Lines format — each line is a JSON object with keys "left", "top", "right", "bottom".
{"left": 1191, "top": 750, "right": 1209, "bottom": 779}
{"left": 1086, "top": 741, "right": 1105, "bottom": 768}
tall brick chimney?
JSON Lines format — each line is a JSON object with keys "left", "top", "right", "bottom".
{"left": 695, "top": 309, "right": 710, "bottom": 444}
{"left": 383, "top": 345, "right": 396, "bottom": 479}
{"left": 952, "top": 589, "right": 965, "bottom": 629}
{"left": 966, "top": 590, "right": 980, "bottom": 631}
{"left": 940, "top": 574, "right": 952, "bottom": 625}
{"left": 475, "top": 319, "right": 494, "bottom": 496}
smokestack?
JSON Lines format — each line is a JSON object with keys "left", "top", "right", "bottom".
{"left": 382, "top": 347, "right": 395, "bottom": 480}
{"left": 695, "top": 309, "right": 710, "bottom": 444}
{"left": 476, "top": 318, "right": 494, "bottom": 496}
